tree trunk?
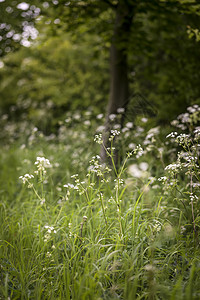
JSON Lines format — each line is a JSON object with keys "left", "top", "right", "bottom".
{"left": 101, "top": 2, "right": 134, "bottom": 165}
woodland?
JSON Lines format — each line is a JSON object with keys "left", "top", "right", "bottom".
{"left": 1, "top": 0, "right": 200, "bottom": 299}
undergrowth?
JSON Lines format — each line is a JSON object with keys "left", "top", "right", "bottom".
{"left": 0, "top": 105, "right": 200, "bottom": 299}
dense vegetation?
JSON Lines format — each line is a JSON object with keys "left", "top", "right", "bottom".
{"left": 1, "top": 105, "right": 200, "bottom": 299}
{"left": 1, "top": 0, "right": 200, "bottom": 299}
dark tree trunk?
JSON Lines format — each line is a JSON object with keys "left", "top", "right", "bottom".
{"left": 101, "top": 2, "right": 134, "bottom": 164}
{"left": 108, "top": 43, "right": 129, "bottom": 116}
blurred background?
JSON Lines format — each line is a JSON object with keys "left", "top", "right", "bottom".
{"left": 0, "top": 0, "right": 200, "bottom": 137}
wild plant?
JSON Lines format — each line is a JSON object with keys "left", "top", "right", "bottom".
{"left": 158, "top": 105, "right": 200, "bottom": 234}
{"left": 19, "top": 156, "right": 52, "bottom": 206}
{"left": 1, "top": 106, "right": 200, "bottom": 299}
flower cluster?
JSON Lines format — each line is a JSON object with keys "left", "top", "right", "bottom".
{"left": 88, "top": 156, "right": 111, "bottom": 182}
{"left": 166, "top": 132, "right": 178, "bottom": 139}
{"left": 134, "top": 144, "right": 144, "bottom": 158}
{"left": 63, "top": 174, "right": 89, "bottom": 196}
{"left": 144, "top": 127, "right": 160, "bottom": 145}
{"left": 165, "top": 163, "right": 182, "bottom": 173}
{"left": 44, "top": 225, "right": 57, "bottom": 242}
{"left": 175, "top": 134, "right": 191, "bottom": 147}
{"left": 125, "top": 122, "right": 133, "bottom": 129}
{"left": 171, "top": 104, "right": 200, "bottom": 130}
{"left": 96, "top": 113, "right": 104, "bottom": 120}
{"left": 189, "top": 193, "right": 198, "bottom": 203}
{"left": 19, "top": 173, "right": 34, "bottom": 185}
{"left": 114, "top": 178, "right": 124, "bottom": 190}
{"left": 94, "top": 134, "right": 103, "bottom": 144}
{"left": 109, "top": 114, "right": 116, "bottom": 121}
{"left": 63, "top": 183, "right": 78, "bottom": 190}
{"left": 117, "top": 108, "right": 125, "bottom": 114}
{"left": 19, "top": 156, "right": 54, "bottom": 206}
{"left": 108, "top": 129, "right": 120, "bottom": 141}
{"left": 158, "top": 176, "right": 167, "bottom": 182}
{"left": 194, "top": 127, "right": 200, "bottom": 141}
{"left": 35, "top": 157, "right": 51, "bottom": 174}
{"left": 158, "top": 105, "right": 200, "bottom": 220}
{"left": 128, "top": 162, "right": 149, "bottom": 178}
{"left": 34, "top": 157, "right": 52, "bottom": 183}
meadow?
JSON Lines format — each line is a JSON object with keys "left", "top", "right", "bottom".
{"left": 0, "top": 105, "right": 200, "bottom": 299}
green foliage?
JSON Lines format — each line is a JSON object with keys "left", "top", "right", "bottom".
{"left": 1, "top": 0, "right": 200, "bottom": 125}
{"left": 128, "top": 6, "right": 200, "bottom": 122}
{"left": 187, "top": 26, "right": 200, "bottom": 42}
{"left": 1, "top": 105, "right": 200, "bottom": 299}
{"left": 0, "top": 30, "right": 109, "bottom": 129}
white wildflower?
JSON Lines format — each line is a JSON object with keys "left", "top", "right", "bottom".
{"left": 166, "top": 132, "right": 178, "bottom": 139}
{"left": 126, "top": 122, "right": 133, "bottom": 129}
{"left": 35, "top": 157, "right": 51, "bottom": 169}
{"left": 46, "top": 251, "right": 52, "bottom": 257}
{"left": 114, "top": 178, "right": 124, "bottom": 189}
{"left": 165, "top": 163, "right": 181, "bottom": 172}
{"left": 190, "top": 193, "right": 198, "bottom": 202}
{"left": 149, "top": 127, "right": 160, "bottom": 135}
{"left": 128, "top": 164, "right": 143, "bottom": 178}
{"left": 158, "top": 176, "right": 167, "bottom": 182}
{"left": 192, "top": 182, "right": 200, "bottom": 188}
{"left": 44, "top": 225, "right": 57, "bottom": 234}
{"left": 83, "top": 215, "right": 88, "bottom": 222}
{"left": 177, "top": 112, "right": 190, "bottom": 123}
{"left": 122, "top": 127, "right": 129, "bottom": 133}
{"left": 96, "top": 125, "right": 105, "bottom": 132}
{"left": 65, "top": 117, "right": 71, "bottom": 123}
{"left": 171, "top": 120, "right": 179, "bottom": 127}
{"left": 73, "top": 114, "right": 81, "bottom": 120}
{"left": 96, "top": 113, "right": 104, "bottom": 119}
{"left": 113, "top": 124, "right": 121, "bottom": 129}
{"left": 117, "top": 107, "right": 125, "bottom": 114}
{"left": 19, "top": 173, "right": 34, "bottom": 184}
{"left": 134, "top": 144, "right": 144, "bottom": 158}
{"left": 154, "top": 220, "right": 162, "bottom": 232}
{"left": 110, "top": 129, "right": 120, "bottom": 136}
{"left": 71, "top": 174, "right": 78, "bottom": 178}
{"left": 85, "top": 111, "right": 92, "bottom": 116}
{"left": 63, "top": 183, "right": 75, "bottom": 189}
{"left": 139, "top": 162, "right": 148, "bottom": 171}
{"left": 84, "top": 120, "right": 91, "bottom": 126}
{"left": 141, "top": 117, "right": 148, "bottom": 123}
{"left": 175, "top": 134, "right": 190, "bottom": 145}
{"left": 109, "top": 114, "right": 116, "bottom": 121}
{"left": 128, "top": 143, "right": 136, "bottom": 149}
{"left": 94, "top": 134, "right": 103, "bottom": 144}
{"left": 40, "top": 198, "right": 45, "bottom": 205}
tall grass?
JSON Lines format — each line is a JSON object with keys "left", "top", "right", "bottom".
{"left": 0, "top": 106, "right": 200, "bottom": 299}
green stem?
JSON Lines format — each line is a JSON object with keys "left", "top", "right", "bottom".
{"left": 31, "top": 184, "right": 43, "bottom": 201}
{"left": 99, "top": 193, "right": 107, "bottom": 226}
